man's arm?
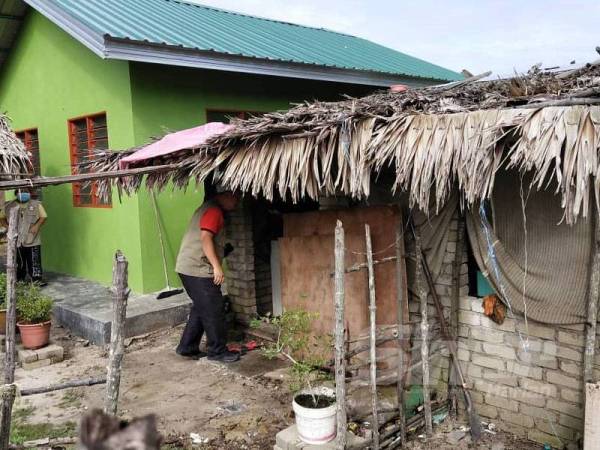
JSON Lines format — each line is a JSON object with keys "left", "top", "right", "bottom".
{"left": 201, "top": 230, "right": 224, "bottom": 285}
{"left": 30, "top": 217, "right": 46, "bottom": 237}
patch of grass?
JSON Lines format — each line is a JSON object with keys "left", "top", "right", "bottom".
{"left": 10, "top": 405, "right": 77, "bottom": 445}
{"left": 58, "top": 389, "right": 84, "bottom": 410}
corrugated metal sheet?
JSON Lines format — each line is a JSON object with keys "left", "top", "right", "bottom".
{"left": 50, "top": 0, "right": 461, "bottom": 82}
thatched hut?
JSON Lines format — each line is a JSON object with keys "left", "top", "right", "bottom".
{"left": 0, "top": 113, "right": 32, "bottom": 178}
{"left": 86, "top": 61, "right": 600, "bottom": 447}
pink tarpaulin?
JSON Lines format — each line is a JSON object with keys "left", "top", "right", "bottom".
{"left": 119, "top": 122, "right": 233, "bottom": 169}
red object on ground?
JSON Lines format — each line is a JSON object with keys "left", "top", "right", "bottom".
{"left": 390, "top": 84, "right": 408, "bottom": 93}
{"left": 226, "top": 340, "right": 258, "bottom": 353}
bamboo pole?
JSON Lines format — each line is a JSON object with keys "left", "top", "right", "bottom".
{"left": 365, "top": 224, "right": 380, "bottom": 449}
{"left": 104, "top": 251, "right": 130, "bottom": 416}
{"left": 0, "top": 207, "right": 19, "bottom": 450}
{"left": 334, "top": 221, "right": 347, "bottom": 450}
{"left": 448, "top": 213, "right": 465, "bottom": 415}
{"left": 21, "top": 377, "right": 107, "bottom": 397}
{"left": 415, "top": 226, "right": 433, "bottom": 437}
{"left": 394, "top": 218, "right": 407, "bottom": 446}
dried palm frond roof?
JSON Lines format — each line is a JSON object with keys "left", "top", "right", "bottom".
{"left": 91, "top": 60, "right": 600, "bottom": 224}
{"left": 0, "top": 114, "right": 32, "bottom": 178}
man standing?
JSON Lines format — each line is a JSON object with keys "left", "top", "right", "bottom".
{"left": 1, "top": 189, "right": 47, "bottom": 283}
{"left": 175, "top": 190, "right": 240, "bottom": 362}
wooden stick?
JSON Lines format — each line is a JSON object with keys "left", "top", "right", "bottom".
{"left": 104, "top": 251, "right": 130, "bottom": 416}
{"left": 20, "top": 377, "right": 107, "bottom": 397}
{"left": 415, "top": 227, "right": 433, "bottom": 437}
{"left": 0, "top": 164, "right": 178, "bottom": 191}
{"left": 448, "top": 213, "right": 465, "bottom": 415}
{"left": 365, "top": 224, "right": 380, "bottom": 449}
{"left": 1, "top": 207, "right": 19, "bottom": 450}
{"left": 584, "top": 210, "right": 600, "bottom": 386}
{"left": 517, "top": 98, "right": 600, "bottom": 108}
{"left": 394, "top": 217, "right": 407, "bottom": 446}
{"left": 334, "top": 221, "right": 347, "bottom": 450}
{"left": 8, "top": 437, "right": 77, "bottom": 449}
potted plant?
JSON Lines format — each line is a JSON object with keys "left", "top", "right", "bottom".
{"left": 254, "top": 310, "right": 336, "bottom": 445}
{"left": 0, "top": 273, "right": 6, "bottom": 335}
{"left": 16, "top": 283, "right": 53, "bottom": 349}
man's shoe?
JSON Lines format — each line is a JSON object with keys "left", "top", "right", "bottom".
{"left": 207, "top": 351, "right": 240, "bottom": 363}
{"left": 176, "top": 349, "right": 207, "bottom": 360}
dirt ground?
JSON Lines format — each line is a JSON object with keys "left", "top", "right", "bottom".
{"left": 9, "top": 325, "right": 543, "bottom": 449}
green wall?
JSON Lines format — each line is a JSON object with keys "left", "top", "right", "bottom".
{"left": 129, "top": 64, "right": 372, "bottom": 292}
{"left": 0, "top": 11, "right": 374, "bottom": 293}
{"left": 0, "top": 11, "right": 144, "bottom": 289}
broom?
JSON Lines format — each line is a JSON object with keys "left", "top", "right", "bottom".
{"left": 151, "top": 190, "right": 184, "bottom": 300}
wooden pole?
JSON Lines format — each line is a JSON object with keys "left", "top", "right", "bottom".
{"left": 415, "top": 226, "right": 433, "bottom": 437}
{"left": 104, "top": 251, "right": 130, "bottom": 416}
{"left": 584, "top": 211, "right": 600, "bottom": 385}
{"left": 394, "top": 218, "right": 407, "bottom": 446}
{"left": 334, "top": 221, "right": 347, "bottom": 449}
{"left": 21, "top": 377, "right": 107, "bottom": 397}
{"left": 585, "top": 382, "right": 600, "bottom": 450}
{"left": 448, "top": 213, "right": 465, "bottom": 415}
{"left": 0, "top": 207, "right": 20, "bottom": 450}
{"left": 365, "top": 224, "right": 380, "bottom": 449}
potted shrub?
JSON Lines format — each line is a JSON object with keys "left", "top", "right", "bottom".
{"left": 16, "top": 283, "right": 53, "bottom": 349}
{"left": 254, "top": 310, "right": 336, "bottom": 445}
{"left": 0, "top": 273, "right": 6, "bottom": 335}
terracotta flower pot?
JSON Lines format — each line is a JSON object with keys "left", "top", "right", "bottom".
{"left": 17, "top": 321, "right": 51, "bottom": 349}
{"left": 0, "top": 309, "right": 6, "bottom": 335}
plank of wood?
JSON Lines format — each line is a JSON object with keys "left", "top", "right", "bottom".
{"left": 333, "top": 221, "right": 347, "bottom": 450}
{"left": 20, "top": 377, "right": 107, "bottom": 397}
{"left": 584, "top": 211, "right": 600, "bottom": 385}
{"left": 585, "top": 382, "right": 600, "bottom": 450}
{"left": 394, "top": 216, "right": 408, "bottom": 446}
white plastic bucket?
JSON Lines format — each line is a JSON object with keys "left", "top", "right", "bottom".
{"left": 292, "top": 387, "right": 337, "bottom": 445}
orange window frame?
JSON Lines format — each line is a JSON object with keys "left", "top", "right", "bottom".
{"left": 68, "top": 112, "right": 112, "bottom": 208}
{"left": 15, "top": 128, "right": 40, "bottom": 176}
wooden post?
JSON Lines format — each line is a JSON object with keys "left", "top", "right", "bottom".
{"left": 104, "top": 251, "right": 129, "bottom": 416}
{"left": 415, "top": 226, "right": 433, "bottom": 437}
{"left": 585, "top": 382, "right": 600, "bottom": 450}
{"left": 365, "top": 224, "right": 380, "bottom": 449}
{"left": 584, "top": 211, "right": 600, "bottom": 386}
{"left": 394, "top": 218, "right": 407, "bottom": 446}
{"left": 334, "top": 221, "right": 347, "bottom": 450}
{"left": 0, "top": 207, "right": 20, "bottom": 450}
{"left": 448, "top": 213, "right": 465, "bottom": 415}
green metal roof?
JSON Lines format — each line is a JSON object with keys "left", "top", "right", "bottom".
{"left": 39, "top": 0, "right": 462, "bottom": 83}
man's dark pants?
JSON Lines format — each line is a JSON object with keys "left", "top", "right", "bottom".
{"left": 177, "top": 273, "right": 227, "bottom": 356}
{"left": 17, "top": 245, "right": 42, "bottom": 282}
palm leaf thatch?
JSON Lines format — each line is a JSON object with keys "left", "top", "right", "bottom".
{"left": 90, "top": 61, "right": 600, "bottom": 224}
{"left": 0, "top": 114, "right": 32, "bottom": 178}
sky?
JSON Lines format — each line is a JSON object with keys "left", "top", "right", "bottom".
{"left": 188, "top": 0, "right": 599, "bottom": 77}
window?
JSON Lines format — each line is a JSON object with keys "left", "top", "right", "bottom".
{"left": 16, "top": 128, "right": 42, "bottom": 198}
{"left": 68, "top": 113, "right": 111, "bottom": 208}
{"left": 206, "top": 110, "right": 264, "bottom": 124}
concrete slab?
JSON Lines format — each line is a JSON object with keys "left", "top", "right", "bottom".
{"left": 275, "top": 424, "right": 368, "bottom": 450}
{"left": 45, "top": 273, "right": 191, "bottom": 345}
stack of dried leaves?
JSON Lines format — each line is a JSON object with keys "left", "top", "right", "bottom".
{"left": 0, "top": 114, "right": 32, "bottom": 178}
{"left": 88, "top": 60, "right": 600, "bottom": 223}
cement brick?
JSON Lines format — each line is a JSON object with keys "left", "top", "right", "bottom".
{"left": 558, "top": 331, "right": 585, "bottom": 347}
{"left": 520, "top": 404, "right": 557, "bottom": 421}
{"left": 470, "top": 327, "right": 504, "bottom": 343}
{"left": 498, "top": 410, "right": 534, "bottom": 428}
{"left": 471, "top": 355, "right": 504, "bottom": 371}
{"left": 458, "top": 325, "right": 469, "bottom": 338}
{"left": 534, "top": 418, "right": 574, "bottom": 441}
{"left": 458, "top": 310, "right": 480, "bottom": 326}
{"left": 505, "top": 334, "right": 543, "bottom": 352}
{"left": 495, "top": 420, "right": 529, "bottom": 438}
{"left": 547, "top": 399, "right": 583, "bottom": 419}
{"left": 547, "top": 370, "right": 579, "bottom": 387}
{"left": 518, "top": 350, "right": 558, "bottom": 369}
{"left": 557, "top": 345, "right": 583, "bottom": 362}
{"left": 527, "top": 430, "right": 564, "bottom": 449}
{"left": 477, "top": 404, "right": 499, "bottom": 419}
{"left": 474, "top": 379, "right": 510, "bottom": 398}
{"left": 17, "top": 348, "right": 38, "bottom": 364}
{"left": 481, "top": 317, "right": 516, "bottom": 332}
{"left": 457, "top": 348, "right": 470, "bottom": 362}
{"left": 517, "top": 322, "right": 556, "bottom": 340}
{"left": 559, "top": 413, "right": 583, "bottom": 431}
{"left": 519, "top": 378, "right": 557, "bottom": 398}
{"left": 482, "top": 343, "right": 516, "bottom": 360}
{"left": 506, "top": 361, "right": 543, "bottom": 380}
{"left": 509, "top": 387, "right": 547, "bottom": 407}
{"left": 559, "top": 361, "right": 582, "bottom": 377}
{"left": 560, "top": 388, "right": 582, "bottom": 404}
{"left": 35, "top": 344, "right": 64, "bottom": 362}
{"left": 21, "top": 358, "right": 51, "bottom": 370}
{"left": 458, "top": 340, "right": 482, "bottom": 352}
{"left": 482, "top": 369, "right": 518, "bottom": 387}
{"left": 485, "top": 394, "right": 518, "bottom": 412}
{"left": 467, "top": 364, "right": 483, "bottom": 379}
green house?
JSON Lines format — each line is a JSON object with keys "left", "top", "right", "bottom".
{"left": 0, "top": 0, "right": 461, "bottom": 295}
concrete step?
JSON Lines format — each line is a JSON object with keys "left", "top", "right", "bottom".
{"left": 46, "top": 274, "right": 191, "bottom": 345}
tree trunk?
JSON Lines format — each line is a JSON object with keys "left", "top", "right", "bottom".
{"left": 334, "top": 221, "right": 347, "bottom": 449}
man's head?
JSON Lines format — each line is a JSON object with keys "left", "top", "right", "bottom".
{"left": 14, "top": 188, "right": 32, "bottom": 203}
{"left": 214, "top": 191, "right": 240, "bottom": 211}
